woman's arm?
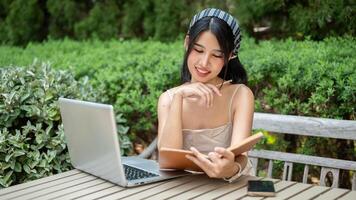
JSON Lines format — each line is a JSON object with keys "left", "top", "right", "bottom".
{"left": 231, "top": 84, "right": 255, "bottom": 146}
{"left": 157, "top": 91, "right": 184, "bottom": 150}
{"left": 157, "top": 83, "right": 223, "bottom": 150}
{"left": 230, "top": 84, "right": 254, "bottom": 170}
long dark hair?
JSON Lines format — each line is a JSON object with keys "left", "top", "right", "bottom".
{"left": 181, "top": 17, "right": 247, "bottom": 85}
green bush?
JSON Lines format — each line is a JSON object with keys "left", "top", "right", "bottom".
{"left": 121, "top": 0, "right": 155, "bottom": 39}
{"left": 1, "top": 0, "right": 44, "bottom": 45}
{"left": 1, "top": 0, "right": 354, "bottom": 45}
{"left": 74, "top": 0, "right": 120, "bottom": 40}
{"left": 0, "top": 39, "right": 184, "bottom": 142}
{"left": 242, "top": 37, "right": 356, "bottom": 120}
{"left": 0, "top": 62, "right": 131, "bottom": 187}
{"left": 0, "top": 37, "right": 354, "bottom": 187}
{"left": 46, "top": 0, "right": 85, "bottom": 39}
{"left": 0, "top": 37, "right": 355, "bottom": 136}
{"left": 233, "top": 0, "right": 355, "bottom": 39}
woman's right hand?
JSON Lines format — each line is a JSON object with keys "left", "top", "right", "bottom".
{"left": 174, "top": 82, "right": 222, "bottom": 108}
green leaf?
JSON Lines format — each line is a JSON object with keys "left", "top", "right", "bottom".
{"left": 14, "top": 162, "right": 22, "bottom": 172}
{"left": 38, "top": 159, "right": 47, "bottom": 168}
{"left": 35, "top": 133, "right": 44, "bottom": 144}
{"left": 23, "top": 164, "right": 31, "bottom": 174}
{"left": 5, "top": 153, "right": 13, "bottom": 162}
{"left": 1, "top": 163, "right": 11, "bottom": 171}
{"left": 13, "top": 150, "right": 26, "bottom": 157}
{"left": 3, "top": 170, "right": 13, "bottom": 184}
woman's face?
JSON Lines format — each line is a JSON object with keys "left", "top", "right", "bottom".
{"left": 186, "top": 31, "right": 225, "bottom": 84}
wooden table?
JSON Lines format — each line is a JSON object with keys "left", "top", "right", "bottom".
{"left": 0, "top": 169, "right": 355, "bottom": 200}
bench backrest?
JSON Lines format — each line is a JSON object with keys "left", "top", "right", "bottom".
{"left": 249, "top": 112, "right": 356, "bottom": 190}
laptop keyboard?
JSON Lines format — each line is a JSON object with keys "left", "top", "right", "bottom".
{"left": 123, "top": 164, "right": 159, "bottom": 181}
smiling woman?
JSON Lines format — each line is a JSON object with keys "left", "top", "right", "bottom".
{"left": 187, "top": 31, "right": 225, "bottom": 82}
{"left": 157, "top": 8, "right": 254, "bottom": 182}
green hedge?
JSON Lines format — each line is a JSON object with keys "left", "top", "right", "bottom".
{"left": 234, "top": 0, "right": 355, "bottom": 40}
{"left": 0, "top": 37, "right": 355, "bottom": 187}
{"left": 0, "top": 39, "right": 184, "bottom": 143}
{"left": 1, "top": 37, "right": 354, "bottom": 121}
{"left": 0, "top": 62, "right": 131, "bottom": 187}
{"left": 0, "top": 0, "right": 354, "bottom": 45}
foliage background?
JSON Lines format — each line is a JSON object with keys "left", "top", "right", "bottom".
{"left": 0, "top": 0, "right": 355, "bottom": 189}
{"left": 0, "top": 0, "right": 355, "bottom": 45}
{"left": 1, "top": 37, "right": 355, "bottom": 187}
{"left": 0, "top": 62, "right": 131, "bottom": 187}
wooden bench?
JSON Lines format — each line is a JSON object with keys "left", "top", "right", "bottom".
{"left": 249, "top": 113, "right": 356, "bottom": 190}
{"left": 139, "top": 112, "right": 356, "bottom": 190}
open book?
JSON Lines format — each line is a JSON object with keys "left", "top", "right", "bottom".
{"left": 159, "top": 132, "right": 263, "bottom": 171}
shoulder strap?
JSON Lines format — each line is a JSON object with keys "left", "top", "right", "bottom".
{"left": 228, "top": 84, "right": 243, "bottom": 122}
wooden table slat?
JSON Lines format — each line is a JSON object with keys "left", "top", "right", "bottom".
{"left": 35, "top": 178, "right": 108, "bottom": 200}
{"left": 270, "top": 180, "right": 296, "bottom": 193}
{"left": 289, "top": 185, "right": 330, "bottom": 200}
{"left": 143, "top": 178, "right": 211, "bottom": 200}
{"left": 192, "top": 176, "right": 260, "bottom": 200}
{"left": 124, "top": 175, "right": 208, "bottom": 200}
{"left": 119, "top": 176, "right": 195, "bottom": 199}
{"left": 1, "top": 172, "right": 88, "bottom": 200}
{"left": 54, "top": 182, "right": 119, "bottom": 200}
{"left": 166, "top": 178, "right": 224, "bottom": 200}
{"left": 97, "top": 178, "right": 177, "bottom": 200}
{"left": 338, "top": 191, "right": 356, "bottom": 200}
{"left": 313, "top": 188, "right": 351, "bottom": 200}
{"left": 240, "top": 196, "right": 263, "bottom": 200}
{"left": 12, "top": 175, "right": 97, "bottom": 200}
{"left": 215, "top": 184, "right": 249, "bottom": 200}
{"left": 0, "top": 169, "right": 80, "bottom": 196}
{"left": 68, "top": 185, "right": 125, "bottom": 200}
{"left": 264, "top": 182, "right": 312, "bottom": 200}
{"left": 1, "top": 170, "right": 354, "bottom": 200}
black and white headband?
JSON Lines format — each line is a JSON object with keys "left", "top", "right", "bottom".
{"left": 188, "top": 8, "right": 241, "bottom": 55}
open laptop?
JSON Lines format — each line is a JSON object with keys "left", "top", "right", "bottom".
{"left": 59, "top": 98, "right": 190, "bottom": 187}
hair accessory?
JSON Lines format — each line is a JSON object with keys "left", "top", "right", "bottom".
{"left": 188, "top": 8, "right": 241, "bottom": 54}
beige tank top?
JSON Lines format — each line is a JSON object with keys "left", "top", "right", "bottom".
{"left": 167, "top": 85, "right": 242, "bottom": 155}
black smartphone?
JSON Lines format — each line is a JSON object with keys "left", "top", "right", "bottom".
{"left": 247, "top": 180, "right": 276, "bottom": 197}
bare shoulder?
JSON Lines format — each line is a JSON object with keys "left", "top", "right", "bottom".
{"left": 158, "top": 90, "right": 172, "bottom": 108}
{"left": 158, "top": 85, "right": 182, "bottom": 107}
{"left": 236, "top": 84, "right": 254, "bottom": 97}
{"left": 231, "top": 84, "right": 254, "bottom": 104}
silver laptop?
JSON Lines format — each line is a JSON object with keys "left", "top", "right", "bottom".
{"left": 59, "top": 98, "right": 190, "bottom": 187}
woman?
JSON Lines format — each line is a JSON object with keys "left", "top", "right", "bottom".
{"left": 157, "top": 8, "right": 254, "bottom": 182}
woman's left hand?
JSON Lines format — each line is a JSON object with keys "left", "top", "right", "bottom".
{"left": 186, "top": 147, "right": 239, "bottom": 178}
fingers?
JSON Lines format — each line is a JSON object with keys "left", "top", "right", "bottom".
{"left": 178, "top": 82, "right": 222, "bottom": 107}
{"left": 205, "top": 84, "right": 222, "bottom": 96}
{"left": 208, "top": 152, "right": 221, "bottom": 163}
{"left": 197, "top": 84, "right": 213, "bottom": 108}
{"left": 196, "top": 83, "right": 222, "bottom": 108}
{"left": 190, "top": 147, "right": 210, "bottom": 161}
{"left": 187, "top": 147, "right": 215, "bottom": 176}
{"left": 187, "top": 147, "right": 237, "bottom": 178}
{"left": 186, "top": 154, "right": 212, "bottom": 174}
{"left": 214, "top": 147, "right": 235, "bottom": 160}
